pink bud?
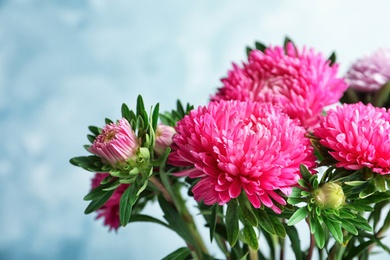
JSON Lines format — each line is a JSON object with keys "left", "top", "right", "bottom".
{"left": 154, "top": 124, "right": 176, "bottom": 156}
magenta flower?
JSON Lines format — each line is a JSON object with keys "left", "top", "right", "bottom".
{"left": 154, "top": 124, "right": 176, "bottom": 156}
{"left": 314, "top": 102, "right": 390, "bottom": 175}
{"left": 212, "top": 43, "right": 347, "bottom": 129}
{"left": 89, "top": 118, "right": 139, "bottom": 167}
{"left": 91, "top": 173, "right": 130, "bottom": 231}
{"left": 168, "top": 100, "right": 316, "bottom": 213}
{"left": 345, "top": 48, "right": 390, "bottom": 92}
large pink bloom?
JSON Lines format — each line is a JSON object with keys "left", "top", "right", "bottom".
{"left": 168, "top": 100, "right": 316, "bottom": 213}
{"left": 91, "top": 173, "right": 129, "bottom": 231}
{"left": 89, "top": 118, "right": 139, "bottom": 167}
{"left": 212, "top": 43, "right": 348, "bottom": 129}
{"left": 345, "top": 48, "right": 390, "bottom": 92}
{"left": 314, "top": 103, "right": 390, "bottom": 175}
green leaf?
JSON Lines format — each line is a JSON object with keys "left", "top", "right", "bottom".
{"left": 226, "top": 200, "right": 239, "bottom": 247}
{"left": 246, "top": 46, "right": 253, "bottom": 57}
{"left": 300, "top": 164, "right": 312, "bottom": 181}
{"left": 84, "top": 189, "right": 115, "bottom": 214}
{"left": 287, "top": 197, "right": 307, "bottom": 205}
{"left": 360, "top": 191, "right": 390, "bottom": 204}
{"left": 254, "top": 41, "right": 266, "bottom": 52}
{"left": 359, "top": 183, "right": 377, "bottom": 198}
{"left": 311, "top": 216, "right": 325, "bottom": 248}
{"left": 323, "top": 217, "right": 343, "bottom": 243}
{"left": 151, "top": 103, "right": 160, "bottom": 131}
{"left": 269, "top": 216, "right": 286, "bottom": 238}
{"left": 243, "top": 224, "right": 259, "bottom": 250}
{"left": 69, "top": 155, "right": 105, "bottom": 172}
{"left": 340, "top": 220, "right": 358, "bottom": 235}
{"left": 129, "top": 214, "right": 170, "bottom": 228}
{"left": 121, "top": 103, "right": 132, "bottom": 122}
{"left": 88, "top": 125, "right": 101, "bottom": 136}
{"left": 162, "top": 247, "right": 191, "bottom": 260}
{"left": 344, "top": 180, "right": 367, "bottom": 186}
{"left": 287, "top": 207, "right": 308, "bottom": 226}
{"left": 158, "top": 195, "right": 197, "bottom": 247}
{"left": 285, "top": 225, "right": 302, "bottom": 260}
{"left": 374, "top": 174, "right": 387, "bottom": 192}
{"left": 238, "top": 193, "right": 258, "bottom": 227}
{"left": 105, "top": 118, "right": 113, "bottom": 124}
{"left": 328, "top": 52, "right": 336, "bottom": 66}
{"left": 349, "top": 214, "right": 373, "bottom": 232}
{"left": 344, "top": 240, "right": 375, "bottom": 260}
{"left": 83, "top": 178, "right": 118, "bottom": 201}
{"left": 373, "top": 81, "right": 390, "bottom": 107}
{"left": 119, "top": 185, "right": 139, "bottom": 227}
{"left": 256, "top": 209, "right": 276, "bottom": 235}
{"left": 209, "top": 205, "right": 218, "bottom": 242}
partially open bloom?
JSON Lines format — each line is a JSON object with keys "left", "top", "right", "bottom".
{"left": 345, "top": 48, "right": 390, "bottom": 92}
{"left": 313, "top": 182, "right": 345, "bottom": 209}
{"left": 91, "top": 173, "right": 129, "bottom": 231}
{"left": 212, "top": 43, "right": 347, "bottom": 129}
{"left": 89, "top": 118, "right": 139, "bottom": 167}
{"left": 168, "top": 100, "right": 316, "bottom": 213}
{"left": 314, "top": 102, "right": 390, "bottom": 174}
{"left": 154, "top": 124, "right": 176, "bottom": 156}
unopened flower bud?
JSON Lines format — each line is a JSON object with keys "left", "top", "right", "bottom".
{"left": 313, "top": 182, "right": 345, "bottom": 209}
{"left": 89, "top": 118, "right": 140, "bottom": 167}
{"left": 155, "top": 124, "right": 176, "bottom": 156}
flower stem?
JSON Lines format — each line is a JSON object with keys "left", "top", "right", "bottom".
{"left": 149, "top": 176, "right": 173, "bottom": 204}
{"left": 249, "top": 247, "right": 258, "bottom": 260}
{"left": 306, "top": 217, "right": 315, "bottom": 260}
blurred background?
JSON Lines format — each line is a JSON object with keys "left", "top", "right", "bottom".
{"left": 1, "top": 0, "right": 390, "bottom": 259}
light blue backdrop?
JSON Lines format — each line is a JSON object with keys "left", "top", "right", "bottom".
{"left": 1, "top": 0, "right": 390, "bottom": 259}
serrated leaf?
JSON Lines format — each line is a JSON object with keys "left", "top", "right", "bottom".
{"left": 285, "top": 225, "right": 302, "bottom": 260}
{"left": 162, "top": 247, "right": 191, "bottom": 260}
{"left": 287, "top": 207, "right": 308, "bottom": 226}
{"left": 226, "top": 200, "right": 239, "bottom": 247}
{"left": 243, "top": 224, "right": 258, "bottom": 250}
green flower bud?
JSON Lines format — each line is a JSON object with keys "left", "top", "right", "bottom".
{"left": 313, "top": 182, "right": 345, "bottom": 209}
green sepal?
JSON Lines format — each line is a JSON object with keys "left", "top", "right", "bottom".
{"left": 287, "top": 207, "right": 308, "bottom": 226}
{"left": 105, "top": 118, "right": 113, "bottom": 124}
{"left": 226, "top": 200, "right": 240, "bottom": 247}
{"left": 328, "top": 52, "right": 336, "bottom": 66}
{"left": 373, "top": 81, "right": 390, "bottom": 107}
{"left": 255, "top": 41, "right": 267, "bottom": 52}
{"left": 300, "top": 164, "right": 312, "bottom": 181}
{"left": 88, "top": 125, "right": 101, "bottom": 136}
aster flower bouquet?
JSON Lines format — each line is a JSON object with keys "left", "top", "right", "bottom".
{"left": 70, "top": 38, "right": 390, "bottom": 260}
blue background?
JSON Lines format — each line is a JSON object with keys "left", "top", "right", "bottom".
{"left": 1, "top": 0, "right": 390, "bottom": 259}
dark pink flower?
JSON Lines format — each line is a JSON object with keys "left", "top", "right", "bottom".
{"left": 314, "top": 102, "right": 390, "bottom": 175}
{"left": 89, "top": 118, "right": 139, "bottom": 167}
{"left": 212, "top": 43, "right": 347, "bottom": 129}
{"left": 168, "top": 100, "right": 316, "bottom": 213}
{"left": 91, "top": 173, "right": 129, "bottom": 231}
{"left": 154, "top": 124, "right": 176, "bottom": 156}
{"left": 345, "top": 48, "right": 390, "bottom": 92}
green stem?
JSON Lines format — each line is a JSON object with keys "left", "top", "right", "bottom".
{"left": 249, "top": 247, "right": 258, "bottom": 260}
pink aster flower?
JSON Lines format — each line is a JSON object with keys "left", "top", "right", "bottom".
{"left": 345, "top": 48, "right": 390, "bottom": 92}
{"left": 154, "top": 124, "right": 176, "bottom": 156}
{"left": 314, "top": 102, "right": 390, "bottom": 175}
{"left": 168, "top": 100, "right": 316, "bottom": 213}
{"left": 89, "top": 118, "right": 139, "bottom": 167}
{"left": 91, "top": 173, "right": 130, "bottom": 231}
{"left": 211, "top": 42, "right": 348, "bottom": 130}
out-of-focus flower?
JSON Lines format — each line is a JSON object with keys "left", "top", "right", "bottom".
{"left": 168, "top": 100, "right": 316, "bottom": 213}
{"left": 91, "top": 173, "right": 129, "bottom": 231}
{"left": 314, "top": 102, "right": 390, "bottom": 175}
{"left": 211, "top": 43, "right": 347, "bottom": 129}
{"left": 89, "top": 118, "right": 140, "bottom": 167}
{"left": 313, "top": 182, "right": 345, "bottom": 209}
{"left": 345, "top": 48, "right": 390, "bottom": 92}
{"left": 154, "top": 124, "right": 176, "bottom": 156}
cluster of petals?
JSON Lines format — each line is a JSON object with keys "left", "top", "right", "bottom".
{"left": 91, "top": 173, "right": 129, "bottom": 231}
{"left": 168, "top": 100, "right": 316, "bottom": 213}
{"left": 89, "top": 118, "right": 139, "bottom": 167}
{"left": 154, "top": 124, "right": 176, "bottom": 156}
{"left": 314, "top": 102, "right": 390, "bottom": 174}
{"left": 211, "top": 42, "right": 348, "bottom": 129}
{"left": 345, "top": 48, "right": 390, "bottom": 92}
